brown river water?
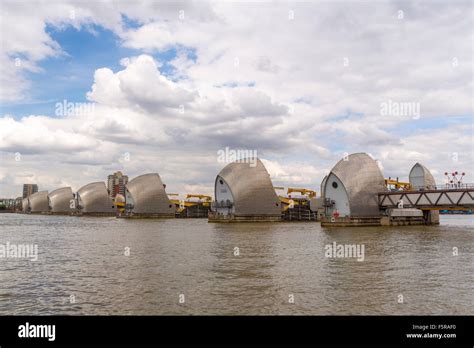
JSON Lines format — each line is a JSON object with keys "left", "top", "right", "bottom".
{"left": 0, "top": 213, "right": 472, "bottom": 315}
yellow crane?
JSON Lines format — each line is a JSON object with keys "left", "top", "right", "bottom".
{"left": 385, "top": 178, "right": 411, "bottom": 190}
{"left": 185, "top": 194, "right": 212, "bottom": 202}
{"left": 277, "top": 187, "right": 317, "bottom": 211}
{"left": 169, "top": 193, "right": 212, "bottom": 213}
{"left": 185, "top": 194, "right": 211, "bottom": 207}
{"left": 287, "top": 188, "right": 316, "bottom": 199}
{"left": 279, "top": 196, "right": 298, "bottom": 211}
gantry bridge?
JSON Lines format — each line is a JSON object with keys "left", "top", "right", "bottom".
{"left": 378, "top": 184, "right": 474, "bottom": 210}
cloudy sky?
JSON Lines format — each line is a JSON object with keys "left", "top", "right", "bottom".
{"left": 0, "top": 0, "right": 472, "bottom": 198}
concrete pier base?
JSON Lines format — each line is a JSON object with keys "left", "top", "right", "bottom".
{"left": 176, "top": 205, "right": 209, "bottom": 218}
{"left": 322, "top": 208, "right": 441, "bottom": 227}
{"left": 320, "top": 216, "right": 381, "bottom": 227}
{"left": 118, "top": 213, "right": 175, "bottom": 219}
{"left": 424, "top": 210, "right": 440, "bottom": 225}
{"left": 79, "top": 212, "right": 116, "bottom": 217}
{"left": 208, "top": 212, "right": 281, "bottom": 222}
{"left": 384, "top": 208, "right": 425, "bottom": 226}
{"left": 41, "top": 211, "right": 77, "bottom": 216}
{"left": 382, "top": 216, "right": 425, "bottom": 226}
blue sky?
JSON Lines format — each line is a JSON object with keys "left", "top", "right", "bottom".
{"left": 2, "top": 25, "right": 123, "bottom": 116}
{"left": 1, "top": 24, "right": 195, "bottom": 118}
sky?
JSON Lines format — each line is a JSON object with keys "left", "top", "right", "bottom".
{"left": 0, "top": 0, "right": 472, "bottom": 198}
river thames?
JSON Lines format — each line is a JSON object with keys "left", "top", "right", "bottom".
{"left": 0, "top": 214, "right": 472, "bottom": 315}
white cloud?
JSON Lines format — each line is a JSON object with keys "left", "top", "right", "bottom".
{"left": 0, "top": 0, "right": 472, "bottom": 198}
{"left": 262, "top": 158, "right": 327, "bottom": 187}
{"left": 0, "top": 115, "right": 99, "bottom": 154}
{"left": 88, "top": 55, "right": 197, "bottom": 113}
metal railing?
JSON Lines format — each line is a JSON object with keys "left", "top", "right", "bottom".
{"left": 387, "top": 183, "right": 474, "bottom": 192}
{"left": 378, "top": 187, "right": 474, "bottom": 209}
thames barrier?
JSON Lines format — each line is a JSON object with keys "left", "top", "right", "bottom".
{"left": 9, "top": 152, "right": 473, "bottom": 227}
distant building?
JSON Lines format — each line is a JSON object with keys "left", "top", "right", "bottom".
{"left": 0, "top": 198, "right": 16, "bottom": 210}
{"left": 107, "top": 171, "right": 128, "bottom": 198}
{"left": 22, "top": 184, "right": 38, "bottom": 199}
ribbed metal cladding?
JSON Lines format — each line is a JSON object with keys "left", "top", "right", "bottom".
{"left": 49, "top": 187, "right": 75, "bottom": 212}
{"left": 409, "top": 163, "right": 436, "bottom": 187}
{"left": 320, "top": 175, "right": 328, "bottom": 198}
{"left": 77, "top": 182, "right": 115, "bottom": 213}
{"left": 29, "top": 191, "right": 50, "bottom": 212}
{"left": 126, "top": 173, "right": 175, "bottom": 215}
{"left": 328, "top": 153, "right": 387, "bottom": 217}
{"left": 409, "top": 163, "right": 439, "bottom": 221}
{"left": 216, "top": 158, "right": 281, "bottom": 217}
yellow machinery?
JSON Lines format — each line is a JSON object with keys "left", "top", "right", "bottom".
{"left": 186, "top": 194, "right": 212, "bottom": 204}
{"left": 169, "top": 194, "right": 212, "bottom": 213}
{"left": 115, "top": 202, "right": 125, "bottom": 213}
{"left": 279, "top": 196, "right": 296, "bottom": 211}
{"left": 385, "top": 178, "right": 412, "bottom": 191}
{"left": 287, "top": 188, "right": 316, "bottom": 199}
{"left": 168, "top": 194, "right": 183, "bottom": 212}
{"left": 277, "top": 187, "right": 317, "bottom": 211}
{"left": 114, "top": 194, "right": 126, "bottom": 213}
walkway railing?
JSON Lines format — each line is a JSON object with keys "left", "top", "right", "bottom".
{"left": 379, "top": 186, "right": 474, "bottom": 210}
{"left": 407, "top": 183, "right": 474, "bottom": 191}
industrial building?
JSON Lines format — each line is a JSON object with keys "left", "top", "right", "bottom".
{"left": 124, "top": 173, "right": 175, "bottom": 218}
{"left": 76, "top": 182, "right": 115, "bottom": 216}
{"left": 28, "top": 191, "right": 50, "bottom": 213}
{"left": 49, "top": 187, "right": 76, "bottom": 214}
{"left": 209, "top": 158, "right": 282, "bottom": 222}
